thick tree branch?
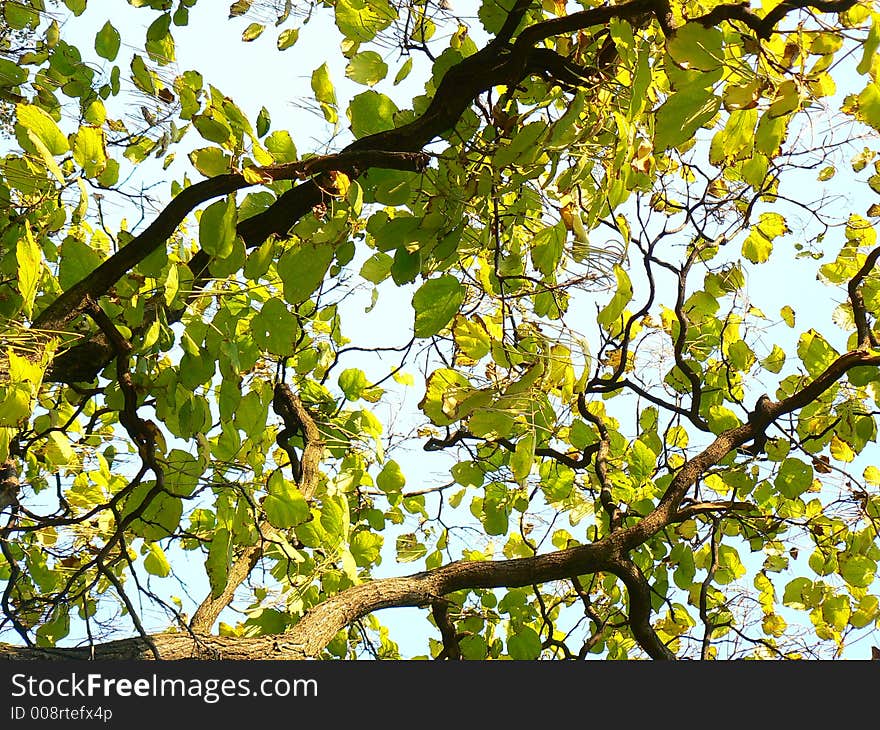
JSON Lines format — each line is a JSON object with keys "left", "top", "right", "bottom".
{"left": 189, "top": 383, "right": 325, "bottom": 632}
{"left": 847, "top": 245, "right": 880, "bottom": 348}
{"left": 33, "top": 151, "right": 429, "bottom": 336}
{"left": 272, "top": 383, "right": 324, "bottom": 500}
{"left": 35, "top": 0, "right": 848, "bottom": 385}
{"left": 188, "top": 541, "right": 263, "bottom": 635}
{"left": 432, "top": 600, "right": 462, "bottom": 660}
{"left": 615, "top": 348, "right": 880, "bottom": 551}
{"left": 693, "top": 0, "right": 859, "bottom": 38}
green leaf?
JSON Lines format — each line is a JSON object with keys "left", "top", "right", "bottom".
{"left": 782, "top": 577, "right": 812, "bottom": 609}
{"left": 654, "top": 90, "right": 721, "bottom": 151}
{"left": 192, "top": 113, "right": 231, "bottom": 145}
{"left": 360, "top": 252, "right": 393, "bottom": 283}
{"left": 251, "top": 297, "right": 299, "bottom": 357}
{"left": 741, "top": 212, "right": 789, "bottom": 264}
{"left": 796, "top": 329, "right": 838, "bottom": 377}
{"left": 507, "top": 626, "right": 542, "bottom": 659}
{"left": 5, "top": 2, "right": 40, "bottom": 28}
{"left": 667, "top": 23, "right": 723, "bottom": 72}
{"left": 199, "top": 195, "right": 238, "bottom": 258}
{"left": 233, "top": 391, "right": 269, "bottom": 437}
{"left": 131, "top": 54, "right": 158, "bottom": 96}
{"left": 855, "top": 82, "right": 880, "bottom": 132}
{"left": 453, "top": 316, "right": 491, "bottom": 361}
{"left": 0, "top": 59, "right": 27, "bottom": 88}
{"left": 228, "top": 0, "right": 253, "bottom": 17}
{"left": 339, "top": 368, "right": 368, "bottom": 400}
{"left": 706, "top": 405, "right": 740, "bottom": 434}
{"left": 311, "top": 63, "right": 337, "bottom": 124}
{"left": 478, "top": 0, "right": 515, "bottom": 34}
{"left": 350, "top": 531, "right": 383, "bottom": 567}
{"left": 44, "top": 432, "right": 75, "bottom": 466}
{"left": 857, "top": 14, "right": 880, "bottom": 75}
{"left": 241, "top": 22, "right": 265, "bottom": 42}
{"left": 320, "top": 496, "right": 349, "bottom": 543}
{"left": 495, "top": 121, "right": 547, "bottom": 168}
{"left": 780, "top": 305, "right": 795, "bottom": 327}
{"left": 72, "top": 127, "right": 107, "bottom": 178}
{"left": 95, "top": 21, "right": 121, "bottom": 60}
{"left": 530, "top": 222, "right": 565, "bottom": 277}
{"left": 189, "top": 147, "right": 231, "bottom": 177}
{"left": 419, "top": 368, "right": 470, "bottom": 426}
{"left": 265, "top": 130, "right": 297, "bottom": 162}
{"left": 413, "top": 275, "right": 465, "bottom": 338}
{"left": 205, "top": 528, "right": 231, "bottom": 598}
{"left": 628, "top": 440, "right": 656, "bottom": 483}
{"left": 277, "top": 241, "right": 335, "bottom": 304}
{"left": 345, "top": 51, "right": 388, "bottom": 86}
{"left": 146, "top": 13, "right": 175, "bottom": 65}
{"left": 335, "top": 0, "right": 396, "bottom": 43}
{"left": 165, "top": 450, "right": 202, "bottom": 496}
{"left": 510, "top": 432, "right": 535, "bottom": 484}
{"left": 596, "top": 265, "right": 632, "bottom": 329}
{"left": 63, "top": 0, "right": 86, "bottom": 15}
{"left": 58, "top": 237, "right": 103, "bottom": 290}
{"left": 263, "top": 472, "right": 310, "bottom": 529}
{"left": 829, "top": 435, "right": 855, "bottom": 462}
{"left": 761, "top": 344, "right": 786, "bottom": 373}
{"left": 122, "top": 483, "right": 183, "bottom": 541}
{"left": 377, "top": 460, "right": 406, "bottom": 493}
{"left": 394, "top": 57, "right": 413, "bottom": 85}
{"left": 347, "top": 90, "right": 398, "bottom": 139}
{"left": 451, "top": 461, "right": 484, "bottom": 488}
{"left": 840, "top": 555, "right": 876, "bottom": 588}
{"left": 468, "top": 409, "right": 515, "bottom": 440}
{"left": 851, "top": 595, "right": 880, "bottom": 628}
{"left": 256, "top": 107, "right": 270, "bottom": 137}
{"left": 775, "top": 458, "right": 813, "bottom": 499}
{"left": 864, "top": 465, "right": 880, "bottom": 486}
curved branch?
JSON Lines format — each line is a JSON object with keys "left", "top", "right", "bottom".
{"left": 847, "top": 245, "right": 880, "bottom": 348}
{"left": 693, "top": 0, "right": 859, "bottom": 38}
{"left": 615, "top": 348, "right": 880, "bottom": 550}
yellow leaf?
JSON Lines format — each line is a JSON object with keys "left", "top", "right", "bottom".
{"left": 829, "top": 435, "right": 855, "bottom": 462}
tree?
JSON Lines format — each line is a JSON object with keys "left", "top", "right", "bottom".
{"left": 1, "top": 0, "right": 880, "bottom": 661}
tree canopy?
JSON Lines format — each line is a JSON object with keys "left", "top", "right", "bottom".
{"left": 2, "top": 0, "right": 880, "bottom": 661}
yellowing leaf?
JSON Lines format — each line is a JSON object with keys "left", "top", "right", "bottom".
{"left": 829, "top": 435, "right": 855, "bottom": 462}
{"left": 72, "top": 126, "right": 107, "bottom": 178}
{"left": 16, "top": 103, "right": 69, "bottom": 155}
{"left": 797, "top": 329, "right": 838, "bottom": 377}
{"left": 277, "top": 28, "right": 299, "bottom": 51}
{"left": 856, "top": 13, "right": 880, "bottom": 75}
{"left": 16, "top": 222, "right": 42, "bottom": 318}
{"left": 241, "top": 22, "right": 265, "bottom": 42}
{"left": 345, "top": 50, "right": 388, "bottom": 86}
{"left": 596, "top": 265, "right": 633, "bottom": 330}
{"left": 311, "top": 63, "right": 338, "bottom": 124}
{"left": 768, "top": 80, "right": 801, "bottom": 118}
{"left": 144, "top": 543, "right": 171, "bottom": 577}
